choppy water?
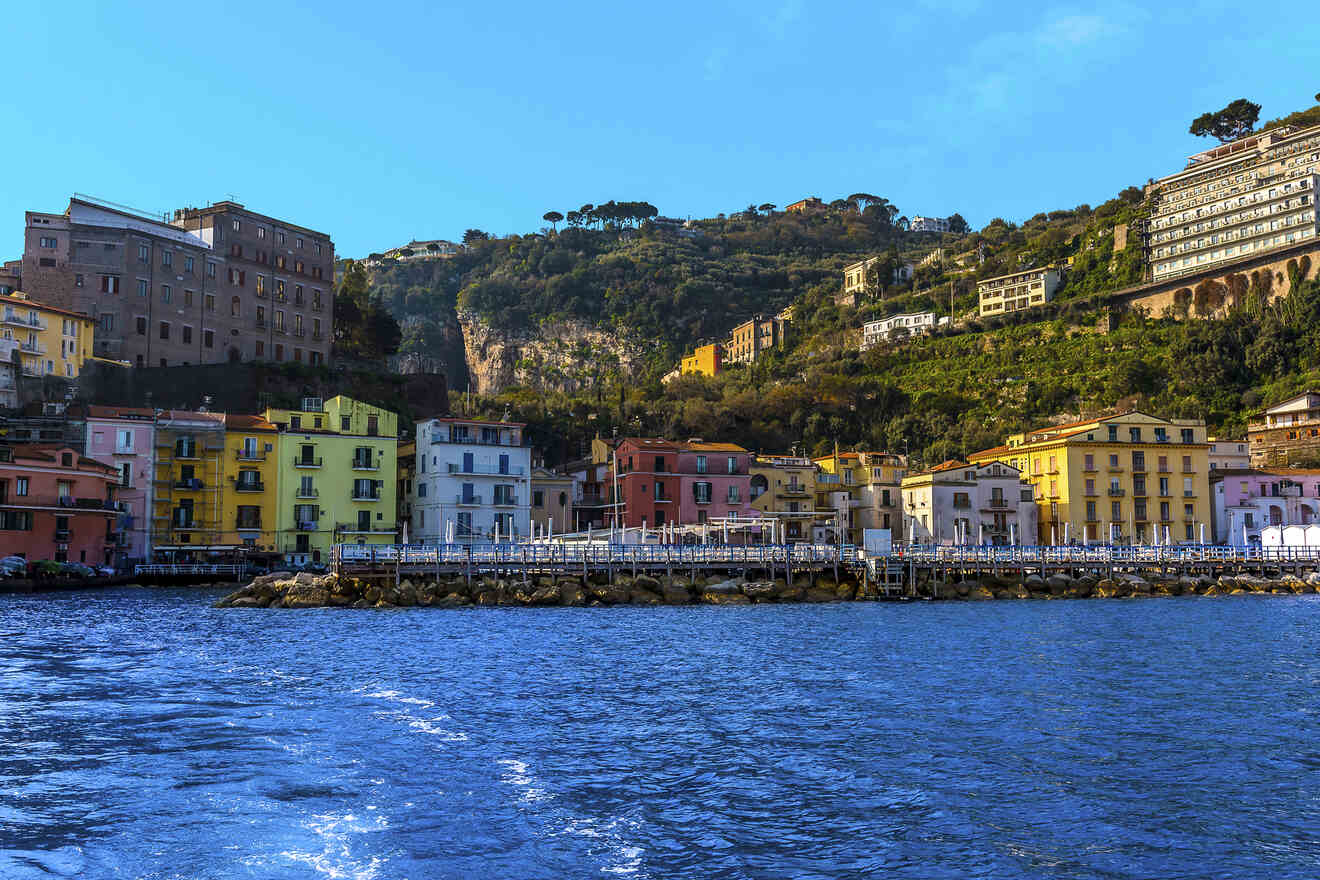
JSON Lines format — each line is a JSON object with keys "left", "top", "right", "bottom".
{"left": 1, "top": 589, "right": 1319, "bottom": 879}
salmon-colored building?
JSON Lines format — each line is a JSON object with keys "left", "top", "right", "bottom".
{"left": 0, "top": 445, "right": 121, "bottom": 565}
{"left": 602, "top": 437, "right": 754, "bottom": 529}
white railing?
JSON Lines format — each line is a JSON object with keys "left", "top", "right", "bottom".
{"left": 334, "top": 542, "right": 858, "bottom": 568}
{"left": 883, "top": 544, "right": 1320, "bottom": 565}
{"left": 133, "top": 564, "right": 245, "bottom": 576}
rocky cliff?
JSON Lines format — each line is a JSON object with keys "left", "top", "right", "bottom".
{"left": 457, "top": 314, "right": 645, "bottom": 396}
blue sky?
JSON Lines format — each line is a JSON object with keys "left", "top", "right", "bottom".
{"left": 3, "top": 0, "right": 1317, "bottom": 258}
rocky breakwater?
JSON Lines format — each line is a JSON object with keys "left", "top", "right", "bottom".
{"left": 214, "top": 571, "right": 877, "bottom": 609}
{"left": 920, "top": 570, "right": 1320, "bottom": 601}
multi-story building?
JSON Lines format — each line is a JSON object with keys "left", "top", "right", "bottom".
{"left": 218, "top": 414, "right": 280, "bottom": 554}
{"left": 0, "top": 292, "right": 96, "bottom": 380}
{"left": 0, "top": 339, "right": 18, "bottom": 408}
{"left": 563, "top": 447, "right": 615, "bottom": 532}
{"left": 84, "top": 405, "right": 157, "bottom": 562}
{"left": 170, "top": 201, "right": 334, "bottom": 365}
{"left": 0, "top": 445, "right": 120, "bottom": 565}
{"left": 842, "top": 257, "right": 916, "bottom": 304}
{"left": 680, "top": 343, "right": 722, "bottom": 378}
{"left": 785, "top": 197, "right": 824, "bottom": 214}
{"left": 602, "top": 438, "right": 753, "bottom": 530}
{"left": 910, "top": 216, "right": 951, "bottom": 234}
{"left": 531, "top": 467, "right": 575, "bottom": 536}
{"left": 267, "top": 396, "right": 398, "bottom": 563}
{"left": 977, "top": 267, "right": 1062, "bottom": 317}
{"left": 1145, "top": 123, "right": 1320, "bottom": 283}
{"left": 861, "top": 312, "right": 947, "bottom": 349}
{"left": 1247, "top": 391, "right": 1320, "bottom": 467}
{"left": 725, "top": 314, "right": 788, "bottom": 365}
{"left": 901, "top": 460, "right": 1037, "bottom": 545}
{"left": 970, "top": 411, "right": 1211, "bottom": 544}
{"left": 1209, "top": 437, "right": 1250, "bottom": 471}
{"left": 1212, "top": 469, "right": 1320, "bottom": 544}
{"left": 149, "top": 409, "right": 228, "bottom": 554}
{"left": 917, "top": 247, "right": 947, "bottom": 269}
{"left": 749, "top": 454, "right": 818, "bottom": 542}
{"left": 17, "top": 195, "right": 333, "bottom": 367}
{"left": 413, "top": 417, "right": 531, "bottom": 542}
{"left": 397, "top": 441, "right": 415, "bottom": 541}
{"left": 814, "top": 451, "right": 907, "bottom": 544}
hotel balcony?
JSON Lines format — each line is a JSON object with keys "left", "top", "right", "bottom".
{"left": 492, "top": 496, "right": 519, "bottom": 507}
{"left": 19, "top": 340, "right": 46, "bottom": 354}
{"left": 293, "top": 456, "right": 323, "bottom": 468}
{"left": 235, "top": 519, "right": 263, "bottom": 531}
{"left": 351, "top": 458, "right": 379, "bottom": 471}
{"left": 295, "top": 487, "right": 319, "bottom": 499}
{"left": 235, "top": 448, "right": 266, "bottom": 461}
{"left": 1108, "top": 488, "right": 1125, "bottom": 496}
{"left": 447, "top": 462, "right": 527, "bottom": 476}
{"left": 352, "top": 489, "right": 382, "bottom": 501}
{"left": 455, "top": 494, "right": 483, "bottom": 506}
{"left": 233, "top": 480, "right": 265, "bottom": 493}
{"left": 3, "top": 313, "right": 46, "bottom": 330}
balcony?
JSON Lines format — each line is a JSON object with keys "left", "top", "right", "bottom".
{"left": 1132, "top": 488, "right": 1148, "bottom": 498}
{"left": 235, "top": 448, "right": 266, "bottom": 462}
{"left": 455, "top": 495, "right": 483, "bottom": 506}
{"left": 351, "top": 458, "right": 379, "bottom": 471}
{"left": 312, "top": 332, "right": 324, "bottom": 341}
{"left": 295, "top": 487, "right": 319, "bottom": 499}
{"left": 233, "top": 480, "right": 265, "bottom": 493}
{"left": 430, "top": 431, "right": 525, "bottom": 448}
{"left": 235, "top": 519, "right": 263, "bottom": 531}
{"left": 335, "top": 523, "right": 396, "bottom": 535}
{"left": 493, "top": 495, "right": 519, "bottom": 507}
{"left": 952, "top": 500, "right": 971, "bottom": 509}
{"left": 1183, "top": 490, "right": 1195, "bottom": 498}
{"left": 293, "top": 328, "right": 306, "bottom": 338}
{"left": 274, "top": 325, "right": 287, "bottom": 336}
{"left": 255, "top": 318, "right": 267, "bottom": 329}
{"left": 2, "top": 312, "right": 46, "bottom": 330}
{"left": 352, "top": 490, "right": 381, "bottom": 501}
{"left": 780, "top": 485, "right": 809, "bottom": 496}
{"left": 446, "top": 462, "right": 527, "bottom": 476}
{"left": 54, "top": 528, "right": 71, "bottom": 541}
{"left": 171, "top": 447, "right": 201, "bottom": 460}
{"left": 172, "top": 518, "right": 196, "bottom": 530}
{"left": 293, "top": 456, "right": 323, "bottom": 468}
{"left": 1108, "top": 488, "right": 1125, "bottom": 496}
{"left": 173, "top": 479, "right": 205, "bottom": 490}
{"left": 20, "top": 340, "right": 46, "bottom": 355}
{"left": 311, "top": 301, "right": 324, "bottom": 312}
{"left": 296, "top": 520, "right": 319, "bottom": 531}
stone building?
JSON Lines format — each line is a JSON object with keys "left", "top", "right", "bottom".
{"left": 1248, "top": 391, "right": 1320, "bottom": 467}
{"left": 16, "top": 195, "right": 333, "bottom": 368}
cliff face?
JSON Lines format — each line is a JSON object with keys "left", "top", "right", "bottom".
{"left": 457, "top": 314, "right": 643, "bottom": 395}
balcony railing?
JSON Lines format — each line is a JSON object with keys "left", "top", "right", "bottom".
{"left": 296, "top": 520, "right": 319, "bottom": 531}
{"left": 493, "top": 496, "right": 519, "bottom": 507}
{"left": 447, "top": 462, "right": 526, "bottom": 476}
{"left": 235, "top": 449, "right": 266, "bottom": 461}
{"left": 431, "top": 432, "right": 525, "bottom": 447}
{"left": 174, "top": 479, "right": 205, "bottom": 490}
{"left": 351, "top": 459, "right": 379, "bottom": 471}
{"left": 352, "top": 491, "right": 381, "bottom": 501}
{"left": 1108, "top": 488, "right": 1125, "bottom": 496}
{"left": 234, "top": 481, "right": 265, "bottom": 493}
{"left": 54, "top": 529, "right": 71, "bottom": 541}
{"left": 2, "top": 313, "right": 46, "bottom": 330}
{"left": 456, "top": 494, "right": 483, "bottom": 505}
{"left": 293, "top": 456, "right": 323, "bottom": 468}
{"left": 295, "top": 487, "right": 319, "bottom": 499}
{"left": 235, "top": 520, "right": 263, "bottom": 530}
{"left": 20, "top": 341, "right": 46, "bottom": 354}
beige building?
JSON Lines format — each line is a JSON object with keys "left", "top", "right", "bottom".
{"left": 901, "top": 460, "right": 1038, "bottom": 546}
{"left": 17, "top": 196, "right": 333, "bottom": 368}
{"left": 842, "top": 257, "right": 915, "bottom": 303}
{"left": 531, "top": 467, "right": 575, "bottom": 536}
{"left": 977, "top": 267, "right": 1062, "bottom": 317}
{"left": 749, "top": 454, "right": 819, "bottom": 542}
{"left": 725, "top": 313, "right": 789, "bottom": 365}
{"left": 1146, "top": 124, "right": 1320, "bottom": 283}
{"left": 1247, "top": 391, "right": 1320, "bottom": 467}
{"left": 1208, "top": 438, "right": 1250, "bottom": 471}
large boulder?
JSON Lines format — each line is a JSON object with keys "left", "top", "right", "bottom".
{"left": 559, "top": 581, "right": 587, "bottom": 606}
{"left": 804, "top": 587, "right": 837, "bottom": 603}
{"left": 226, "top": 596, "right": 265, "bottom": 608}
{"left": 968, "top": 586, "right": 996, "bottom": 601}
{"left": 1045, "top": 574, "right": 1071, "bottom": 596}
{"left": 742, "top": 581, "right": 777, "bottom": 600}
{"left": 704, "top": 579, "right": 743, "bottom": 595}
{"left": 437, "top": 592, "right": 472, "bottom": 608}
{"left": 835, "top": 582, "right": 857, "bottom": 601}
{"left": 633, "top": 574, "right": 662, "bottom": 593}
{"left": 629, "top": 588, "right": 663, "bottom": 605}
{"left": 283, "top": 585, "right": 330, "bottom": 609}
{"left": 702, "top": 591, "right": 751, "bottom": 605}
{"left": 661, "top": 583, "right": 692, "bottom": 605}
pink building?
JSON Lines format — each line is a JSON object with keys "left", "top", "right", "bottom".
{"left": 675, "top": 441, "right": 754, "bottom": 526}
{"left": 0, "top": 445, "right": 120, "bottom": 565}
{"left": 84, "top": 405, "right": 158, "bottom": 563}
{"left": 1212, "top": 469, "right": 1320, "bottom": 544}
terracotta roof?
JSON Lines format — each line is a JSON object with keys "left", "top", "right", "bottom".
{"left": 9, "top": 444, "right": 117, "bottom": 473}
{"left": 683, "top": 441, "right": 748, "bottom": 453}
{"left": 929, "top": 459, "right": 969, "bottom": 472}
{"left": 224, "top": 413, "right": 278, "bottom": 430}
{"left": 1, "top": 293, "right": 98, "bottom": 323}
{"left": 969, "top": 444, "right": 1011, "bottom": 460}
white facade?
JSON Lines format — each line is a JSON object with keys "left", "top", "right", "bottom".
{"left": 910, "top": 216, "right": 950, "bottom": 234}
{"left": 842, "top": 257, "right": 916, "bottom": 298}
{"left": 1208, "top": 439, "right": 1249, "bottom": 471}
{"left": 412, "top": 418, "right": 532, "bottom": 543}
{"left": 1213, "top": 478, "right": 1320, "bottom": 545}
{"left": 902, "top": 461, "right": 1037, "bottom": 545}
{"left": 861, "top": 312, "right": 949, "bottom": 349}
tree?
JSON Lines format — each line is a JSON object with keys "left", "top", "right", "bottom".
{"left": 333, "top": 260, "right": 402, "bottom": 360}
{"left": 1189, "top": 98, "right": 1261, "bottom": 143}
{"left": 462, "top": 228, "right": 490, "bottom": 246}
{"left": 947, "top": 213, "right": 970, "bottom": 235}
{"left": 542, "top": 210, "right": 563, "bottom": 233}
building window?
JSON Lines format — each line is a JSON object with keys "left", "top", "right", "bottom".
{"left": 135, "top": 317, "right": 147, "bottom": 335}
{"left": 205, "top": 294, "right": 216, "bottom": 312}
{"left": 159, "top": 321, "right": 169, "bottom": 340}
{"left": 231, "top": 296, "right": 241, "bottom": 317}
{"left": 255, "top": 340, "right": 264, "bottom": 357}
{"left": 137, "top": 279, "right": 148, "bottom": 297}
{"left": 203, "top": 329, "right": 214, "bottom": 348}
{"left": 100, "top": 275, "right": 120, "bottom": 294}
{"left": 162, "top": 250, "right": 172, "bottom": 268}
{"left": 206, "top": 261, "right": 216, "bottom": 278}
{"left": 182, "top": 325, "right": 192, "bottom": 344}
{"left": 138, "top": 244, "right": 149, "bottom": 262}
{"left": 39, "top": 236, "right": 57, "bottom": 248}
{"left": 161, "top": 284, "right": 171, "bottom": 303}
{"left": 185, "top": 256, "right": 194, "bottom": 273}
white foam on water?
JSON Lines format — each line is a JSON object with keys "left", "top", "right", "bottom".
{"left": 273, "top": 810, "right": 389, "bottom": 880}
{"left": 357, "top": 688, "right": 436, "bottom": 709}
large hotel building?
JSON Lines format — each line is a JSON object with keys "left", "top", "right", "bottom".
{"left": 1146, "top": 124, "right": 1320, "bottom": 283}
{"left": 16, "top": 196, "right": 333, "bottom": 367}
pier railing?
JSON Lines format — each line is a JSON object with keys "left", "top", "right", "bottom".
{"left": 133, "top": 564, "right": 246, "bottom": 577}
{"left": 333, "top": 542, "right": 857, "bottom": 570}
{"left": 886, "top": 544, "right": 1320, "bottom": 566}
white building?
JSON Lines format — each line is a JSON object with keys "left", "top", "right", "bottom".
{"left": 1208, "top": 438, "right": 1250, "bottom": 471}
{"left": 412, "top": 417, "right": 532, "bottom": 543}
{"left": 861, "top": 312, "right": 950, "bottom": 349}
{"left": 842, "top": 257, "right": 916, "bottom": 300}
{"left": 901, "top": 460, "right": 1037, "bottom": 545}
{"left": 910, "top": 216, "right": 950, "bottom": 234}
{"left": 977, "top": 267, "right": 1063, "bottom": 317}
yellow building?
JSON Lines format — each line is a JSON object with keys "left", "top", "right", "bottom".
{"left": 265, "top": 396, "right": 398, "bottom": 565}
{"left": 150, "top": 410, "right": 229, "bottom": 554}
{"left": 750, "top": 454, "right": 818, "bottom": 542}
{"left": 680, "top": 343, "right": 722, "bottom": 378}
{"left": 218, "top": 413, "right": 281, "bottom": 553}
{"left": 969, "top": 411, "right": 1212, "bottom": 544}
{"left": 813, "top": 450, "right": 907, "bottom": 544}
{"left": 1, "top": 291, "right": 95, "bottom": 379}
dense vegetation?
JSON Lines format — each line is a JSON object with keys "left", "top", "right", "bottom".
{"left": 354, "top": 96, "right": 1320, "bottom": 468}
